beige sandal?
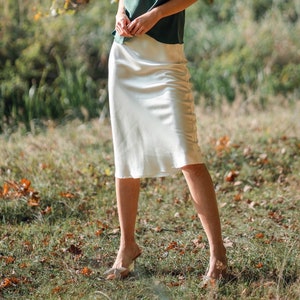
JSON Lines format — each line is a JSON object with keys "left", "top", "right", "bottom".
{"left": 104, "top": 252, "right": 141, "bottom": 280}
{"left": 201, "top": 260, "right": 227, "bottom": 288}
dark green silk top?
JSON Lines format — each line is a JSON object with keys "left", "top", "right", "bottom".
{"left": 114, "top": 0, "right": 185, "bottom": 44}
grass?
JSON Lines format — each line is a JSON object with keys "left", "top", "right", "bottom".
{"left": 0, "top": 100, "right": 299, "bottom": 299}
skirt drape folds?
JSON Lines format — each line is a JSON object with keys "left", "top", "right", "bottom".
{"left": 108, "top": 34, "right": 203, "bottom": 178}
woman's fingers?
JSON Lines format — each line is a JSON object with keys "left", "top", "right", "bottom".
{"left": 130, "top": 25, "right": 145, "bottom": 36}
{"left": 116, "top": 16, "right": 133, "bottom": 37}
{"left": 127, "top": 21, "right": 146, "bottom": 36}
{"left": 127, "top": 13, "right": 157, "bottom": 36}
{"left": 116, "top": 12, "right": 156, "bottom": 37}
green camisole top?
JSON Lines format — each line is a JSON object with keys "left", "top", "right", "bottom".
{"left": 113, "top": 0, "right": 185, "bottom": 45}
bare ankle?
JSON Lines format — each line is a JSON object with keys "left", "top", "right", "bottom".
{"left": 117, "top": 242, "right": 141, "bottom": 259}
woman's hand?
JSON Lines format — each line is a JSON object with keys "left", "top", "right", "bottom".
{"left": 127, "top": 11, "right": 159, "bottom": 36}
{"left": 115, "top": 13, "right": 133, "bottom": 37}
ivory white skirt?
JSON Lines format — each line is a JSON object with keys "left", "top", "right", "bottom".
{"left": 108, "top": 34, "right": 203, "bottom": 178}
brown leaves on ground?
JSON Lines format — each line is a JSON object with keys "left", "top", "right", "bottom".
{"left": 67, "top": 244, "right": 82, "bottom": 256}
{"left": 0, "top": 277, "right": 28, "bottom": 291}
{"left": 60, "top": 191, "right": 76, "bottom": 198}
{"left": 79, "top": 267, "right": 93, "bottom": 276}
{"left": 0, "top": 218, "right": 107, "bottom": 292}
{"left": 0, "top": 277, "right": 20, "bottom": 289}
{"left": 225, "top": 170, "right": 240, "bottom": 182}
{"left": 0, "top": 255, "right": 15, "bottom": 265}
{"left": 214, "top": 135, "right": 231, "bottom": 154}
{"left": 0, "top": 178, "right": 40, "bottom": 206}
{"left": 0, "top": 178, "right": 81, "bottom": 214}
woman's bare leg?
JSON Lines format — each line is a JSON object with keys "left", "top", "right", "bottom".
{"left": 109, "top": 178, "right": 141, "bottom": 272}
{"left": 182, "top": 163, "right": 227, "bottom": 279}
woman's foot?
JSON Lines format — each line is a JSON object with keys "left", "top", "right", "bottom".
{"left": 206, "top": 244, "right": 227, "bottom": 279}
{"left": 206, "top": 256, "right": 227, "bottom": 280}
{"left": 201, "top": 254, "right": 227, "bottom": 289}
{"left": 104, "top": 243, "right": 142, "bottom": 280}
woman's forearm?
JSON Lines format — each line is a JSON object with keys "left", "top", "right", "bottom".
{"left": 151, "top": 0, "right": 197, "bottom": 20}
{"left": 117, "top": 0, "right": 197, "bottom": 20}
{"left": 116, "top": 0, "right": 126, "bottom": 17}
{"left": 115, "top": 0, "right": 133, "bottom": 37}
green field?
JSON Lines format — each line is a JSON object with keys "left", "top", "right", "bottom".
{"left": 0, "top": 101, "right": 299, "bottom": 299}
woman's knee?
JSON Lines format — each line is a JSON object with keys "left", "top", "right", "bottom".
{"left": 181, "top": 163, "right": 207, "bottom": 176}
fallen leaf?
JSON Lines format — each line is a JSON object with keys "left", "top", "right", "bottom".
{"left": 27, "top": 196, "right": 40, "bottom": 207}
{"left": 192, "top": 236, "right": 204, "bottom": 249}
{"left": 154, "top": 226, "right": 162, "bottom": 232}
{"left": 23, "top": 241, "right": 33, "bottom": 251}
{"left": 223, "top": 237, "right": 234, "bottom": 248}
{"left": 41, "top": 206, "right": 52, "bottom": 215}
{"left": 39, "top": 162, "right": 49, "bottom": 170}
{"left": 5, "top": 256, "right": 15, "bottom": 264}
{"left": 225, "top": 170, "right": 239, "bottom": 182}
{"left": 95, "top": 229, "right": 103, "bottom": 237}
{"left": 0, "top": 278, "right": 13, "bottom": 289}
{"left": 234, "top": 181, "right": 243, "bottom": 186}
{"left": 52, "top": 286, "right": 63, "bottom": 294}
{"left": 243, "top": 185, "right": 252, "bottom": 193}
{"left": 0, "top": 277, "right": 20, "bottom": 290}
{"left": 96, "top": 220, "right": 108, "bottom": 229}
{"left": 255, "top": 233, "right": 264, "bottom": 239}
{"left": 80, "top": 267, "right": 93, "bottom": 276}
{"left": 67, "top": 244, "right": 82, "bottom": 255}
{"left": 19, "top": 263, "right": 28, "bottom": 269}
{"left": 20, "top": 178, "right": 31, "bottom": 190}
{"left": 2, "top": 182, "right": 9, "bottom": 196}
{"left": 215, "top": 135, "right": 231, "bottom": 153}
{"left": 60, "top": 192, "right": 75, "bottom": 198}
{"left": 64, "top": 233, "right": 75, "bottom": 240}
{"left": 234, "top": 193, "right": 242, "bottom": 201}
{"left": 166, "top": 280, "right": 184, "bottom": 287}
{"left": 105, "top": 168, "right": 112, "bottom": 176}
{"left": 1, "top": 179, "right": 41, "bottom": 204}
{"left": 166, "top": 241, "right": 178, "bottom": 251}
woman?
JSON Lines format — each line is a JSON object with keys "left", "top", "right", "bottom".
{"left": 105, "top": 0, "right": 227, "bottom": 282}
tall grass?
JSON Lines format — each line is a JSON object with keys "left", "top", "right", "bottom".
{"left": 185, "top": 1, "right": 300, "bottom": 107}
{"left": 0, "top": 0, "right": 114, "bottom": 132}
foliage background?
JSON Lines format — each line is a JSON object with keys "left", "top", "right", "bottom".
{"left": 0, "top": 0, "right": 300, "bottom": 132}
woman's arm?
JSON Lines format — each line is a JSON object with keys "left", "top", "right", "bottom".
{"left": 151, "top": 0, "right": 197, "bottom": 19}
{"left": 115, "top": 0, "right": 133, "bottom": 37}
{"left": 127, "top": 0, "right": 197, "bottom": 36}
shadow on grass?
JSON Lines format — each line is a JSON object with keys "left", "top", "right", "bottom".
{"left": 87, "top": 258, "right": 298, "bottom": 288}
